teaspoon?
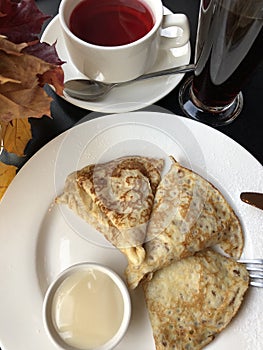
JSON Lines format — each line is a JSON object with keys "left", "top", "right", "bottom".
{"left": 64, "top": 63, "right": 195, "bottom": 101}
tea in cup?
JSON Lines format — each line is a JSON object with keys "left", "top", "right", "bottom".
{"left": 59, "top": 0, "right": 190, "bottom": 82}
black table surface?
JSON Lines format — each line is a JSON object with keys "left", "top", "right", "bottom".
{"left": 7, "top": 0, "right": 263, "bottom": 168}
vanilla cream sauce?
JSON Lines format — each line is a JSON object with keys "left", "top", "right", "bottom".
{"left": 51, "top": 269, "right": 124, "bottom": 349}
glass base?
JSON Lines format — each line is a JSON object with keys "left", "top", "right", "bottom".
{"left": 179, "top": 76, "right": 243, "bottom": 127}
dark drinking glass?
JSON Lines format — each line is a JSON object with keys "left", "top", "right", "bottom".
{"left": 179, "top": 0, "right": 263, "bottom": 126}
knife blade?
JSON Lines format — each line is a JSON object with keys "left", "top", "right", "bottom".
{"left": 240, "top": 192, "right": 263, "bottom": 210}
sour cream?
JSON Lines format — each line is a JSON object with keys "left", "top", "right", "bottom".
{"left": 43, "top": 263, "right": 131, "bottom": 350}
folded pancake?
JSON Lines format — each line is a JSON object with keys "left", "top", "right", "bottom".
{"left": 77, "top": 156, "right": 163, "bottom": 229}
{"left": 56, "top": 156, "right": 164, "bottom": 265}
{"left": 143, "top": 249, "right": 249, "bottom": 350}
{"left": 126, "top": 157, "right": 244, "bottom": 289}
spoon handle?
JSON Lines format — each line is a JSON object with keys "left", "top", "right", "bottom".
{"left": 133, "top": 63, "right": 195, "bottom": 83}
{"left": 64, "top": 63, "right": 196, "bottom": 101}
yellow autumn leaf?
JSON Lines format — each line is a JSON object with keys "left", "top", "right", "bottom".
{"left": 0, "top": 161, "right": 17, "bottom": 200}
{"left": 1, "top": 118, "right": 32, "bottom": 156}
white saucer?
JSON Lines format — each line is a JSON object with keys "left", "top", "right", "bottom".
{"left": 41, "top": 9, "right": 191, "bottom": 113}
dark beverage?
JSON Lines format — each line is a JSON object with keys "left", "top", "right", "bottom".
{"left": 69, "top": 0, "right": 154, "bottom": 47}
{"left": 192, "top": 0, "right": 263, "bottom": 107}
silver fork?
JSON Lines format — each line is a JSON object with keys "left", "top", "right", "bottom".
{"left": 238, "top": 259, "right": 263, "bottom": 288}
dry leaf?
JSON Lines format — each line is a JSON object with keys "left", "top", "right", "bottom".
{"left": 0, "top": 161, "right": 17, "bottom": 200}
{"left": 0, "top": 75, "right": 20, "bottom": 84}
{"left": 0, "top": 0, "right": 65, "bottom": 196}
{"left": 0, "top": 37, "right": 63, "bottom": 157}
{"left": 0, "top": 0, "right": 50, "bottom": 44}
{"left": 0, "top": 37, "right": 58, "bottom": 123}
{"left": 1, "top": 118, "right": 31, "bottom": 156}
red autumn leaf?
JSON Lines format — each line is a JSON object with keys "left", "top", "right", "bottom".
{"left": 0, "top": 0, "right": 64, "bottom": 67}
{"left": 38, "top": 67, "right": 65, "bottom": 96}
{"left": 23, "top": 41, "right": 64, "bottom": 66}
{"left": 0, "top": 0, "right": 50, "bottom": 44}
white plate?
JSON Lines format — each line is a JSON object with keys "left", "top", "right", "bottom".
{"left": 0, "top": 112, "right": 262, "bottom": 350}
{"left": 41, "top": 10, "right": 191, "bottom": 113}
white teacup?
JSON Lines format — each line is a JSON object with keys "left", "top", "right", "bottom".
{"left": 59, "top": 0, "right": 190, "bottom": 83}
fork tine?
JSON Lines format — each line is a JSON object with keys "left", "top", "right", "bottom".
{"left": 249, "top": 280, "right": 263, "bottom": 288}
{"left": 245, "top": 266, "right": 263, "bottom": 273}
{"left": 248, "top": 272, "right": 263, "bottom": 279}
{"left": 237, "top": 259, "right": 263, "bottom": 288}
{"left": 238, "top": 258, "right": 263, "bottom": 265}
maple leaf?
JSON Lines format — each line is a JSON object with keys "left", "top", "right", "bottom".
{"left": 0, "top": 0, "right": 64, "bottom": 196}
{"left": 1, "top": 118, "right": 31, "bottom": 156}
{"left": 0, "top": 161, "right": 17, "bottom": 200}
{"left": 0, "top": 74, "right": 20, "bottom": 84}
{"left": 0, "top": 0, "right": 50, "bottom": 44}
{"left": 23, "top": 40, "right": 64, "bottom": 66}
{"left": 0, "top": 1, "right": 64, "bottom": 66}
{"left": 0, "top": 37, "right": 61, "bottom": 122}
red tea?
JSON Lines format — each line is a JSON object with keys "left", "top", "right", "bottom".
{"left": 69, "top": 0, "right": 154, "bottom": 46}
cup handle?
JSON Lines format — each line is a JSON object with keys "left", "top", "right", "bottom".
{"left": 161, "top": 14, "right": 190, "bottom": 48}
